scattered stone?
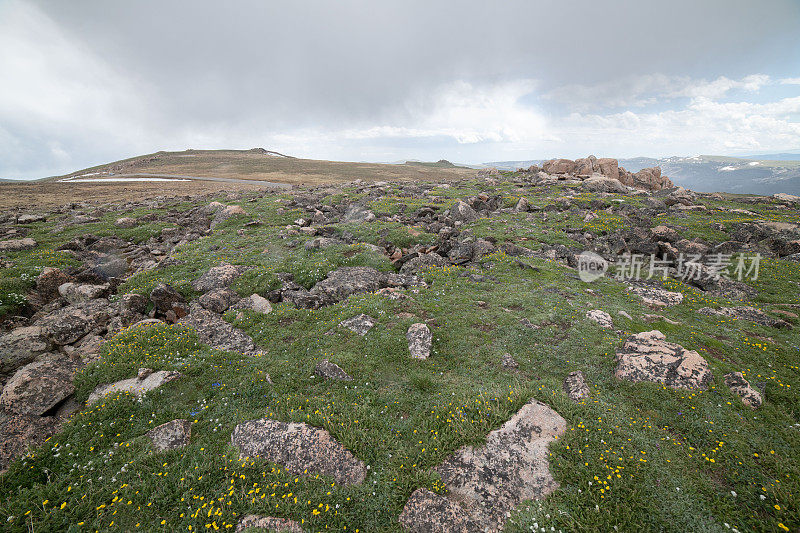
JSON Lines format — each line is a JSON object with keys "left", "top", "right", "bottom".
{"left": 501, "top": 353, "right": 519, "bottom": 369}
{"left": 582, "top": 176, "right": 627, "bottom": 193}
{"left": 315, "top": 359, "right": 353, "bottom": 381}
{"left": 617, "top": 310, "right": 632, "bottom": 320}
{"left": 147, "top": 419, "right": 192, "bottom": 451}
{"left": 87, "top": 369, "right": 182, "bottom": 406}
{"left": 231, "top": 419, "right": 367, "bottom": 485}
{"left": 614, "top": 330, "right": 712, "bottom": 390}
{"left": 211, "top": 205, "right": 246, "bottom": 228}
{"left": 310, "top": 266, "right": 385, "bottom": 305}
{"left": 586, "top": 309, "right": 613, "bottom": 329}
{"left": 339, "top": 314, "right": 376, "bottom": 336}
{"left": 401, "top": 399, "right": 566, "bottom": 532}
{"left": 16, "top": 213, "right": 46, "bottom": 224}
{"left": 192, "top": 263, "right": 241, "bottom": 292}
{"left": 723, "top": 372, "right": 762, "bottom": 409}
{"left": 235, "top": 515, "right": 303, "bottom": 533}
{"left": 563, "top": 371, "right": 590, "bottom": 402}
{"left": 407, "top": 323, "right": 432, "bottom": 360}
{"left": 629, "top": 286, "right": 684, "bottom": 307}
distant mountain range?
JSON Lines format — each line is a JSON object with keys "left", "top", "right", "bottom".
{"left": 477, "top": 154, "right": 800, "bottom": 195}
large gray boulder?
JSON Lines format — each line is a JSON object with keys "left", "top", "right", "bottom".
{"left": 0, "top": 326, "right": 52, "bottom": 379}
{"left": 231, "top": 419, "right": 367, "bottom": 485}
{"left": 180, "top": 303, "right": 258, "bottom": 355}
{"left": 407, "top": 323, "right": 432, "bottom": 360}
{"left": 310, "top": 266, "right": 385, "bottom": 305}
{"left": 0, "top": 354, "right": 78, "bottom": 416}
{"left": 449, "top": 200, "right": 477, "bottom": 224}
{"left": 192, "top": 263, "right": 241, "bottom": 292}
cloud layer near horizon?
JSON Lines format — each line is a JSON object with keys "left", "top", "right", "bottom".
{"left": 1, "top": 0, "right": 799, "bottom": 178}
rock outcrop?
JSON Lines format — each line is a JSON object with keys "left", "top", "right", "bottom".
{"left": 231, "top": 419, "right": 367, "bottom": 485}
{"left": 614, "top": 331, "right": 712, "bottom": 390}
{"left": 399, "top": 399, "right": 566, "bottom": 532}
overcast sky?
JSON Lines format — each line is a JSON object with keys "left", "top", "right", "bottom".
{"left": 1, "top": 0, "right": 800, "bottom": 179}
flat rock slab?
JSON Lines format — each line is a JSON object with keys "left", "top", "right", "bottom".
{"left": 339, "top": 314, "right": 376, "bottom": 336}
{"left": 0, "top": 238, "right": 37, "bottom": 252}
{"left": 699, "top": 306, "right": 791, "bottom": 329}
{"left": 87, "top": 369, "right": 182, "bottom": 406}
{"left": 0, "top": 354, "right": 78, "bottom": 416}
{"left": 615, "top": 330, "right": 712, "bottom": 390}
{"left": 628, "top": 286, "right": 684, "bottom": 307}
{"left": 400, "top": 399, "right": 566, "bottom": 532}
{"left": 231, "top": 419, "right": 367, "bottom": 486}
{"left": 147, "top": 418, "right": 192, "bottom": 451}
{"left": 235, "top": 514, "right": 303, "bottom": 533}
{"left": 0, "top": 413, "right": 61, "bottom": 473}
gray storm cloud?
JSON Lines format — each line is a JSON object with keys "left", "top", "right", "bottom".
{"left": 1, "top": 0, "right": 799, "bottom": 178}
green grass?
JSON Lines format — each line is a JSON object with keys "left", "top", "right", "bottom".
{"left": 2, "top": 177, "right": 799, "bottom": 532}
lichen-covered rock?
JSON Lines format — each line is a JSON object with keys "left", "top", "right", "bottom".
{"left": 0, "top": 326, "right": 52, "bottom": 378}
{"left": 198, "top": 288, "right": 241, "bottom": 314}
{"left": 57, "top": 282, "right": 109, "bottom": 304}
{"left": 501, "top": 353, "right": 519, "bottom": 369}
{"left": 315, "top": 359, "right": 353, "bottom": 381}
{"left": 586, "top": 309, "right": 613, "bottom": 329}
{"left": 724, "top": 372, "right": 762, "bottom": 409}
{"left": 231, "top": 419, "right": 366, "bottom": 485}
{"left": 339, "top": 314, "right": 376, "bottom": 336}
{"left": 211, "top": 205, "right": 246, "bottom": 228}
{"left": 628, "top": 286, "right": 684, "bottom": 307}
{"left": 0, "top": 354, "right": 78, "bottom": 416}
{"left": 147, "top": 419, "right": 192, "bottom": 451}
{"left": 398, "top": 488, "right": 483, "bottom": 533}
{"left": 38, "top": 300, "right": 113, "bottom": 346}
{"left": 310, "top": 266, "right": 384, "bottom": 305}
{"left": 115, "top": 217, "right": 137, "bottom": 228}
{"left": 449, "top": 200, "right": 477, "bottom": 224}
{"left": 407, "top": 323, "right": 432, "bottom": 360}
{"left": 563, "top": 370, "right": 590, "bottom": 402}
{"left": 36, "top": 267, "right": 73, "bottom": 300}
{"left": 699, "top": 306, "right": 791, "bottom": 329}
{"left": 542, "top": 158, "right": 577, "bottom": 175}
{"left": 582, "top": 176, "right": 627, "bottom": 193}
{"left": 192, "top": 263, "right": 241, "bottom": 292}
{"left": 400, "top": 253, "right": 446, "bottom": 275}
{"left": 615, "top": 330, "right": 712, "bottom": 390}
{"left": 0, "top": 238, "right": 37, "bottom": 252}
{"left": 235, "top": 514, "right": 303, "bottom": 533}
{"left": 87, "top": 369, "right": 182, "bottom": 406}
{"left": 0, "top": 412, "right": 60, "bottom": 473}
{"left": 400, "top": 399, "right": 566, "bottom": 532}
{"left": 180, "top": 304, "right": 258, "bottom": 354}
{"left": 231, "top": 293, "right": 272, "bottom": 314}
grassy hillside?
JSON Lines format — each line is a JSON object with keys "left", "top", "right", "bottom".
{"left": 1, "top": 176, "right": 799, "bottom": 532}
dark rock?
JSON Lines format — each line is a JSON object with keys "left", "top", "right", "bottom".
{"left": 0, "top": 354, "right": 78, "bottom": 416}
